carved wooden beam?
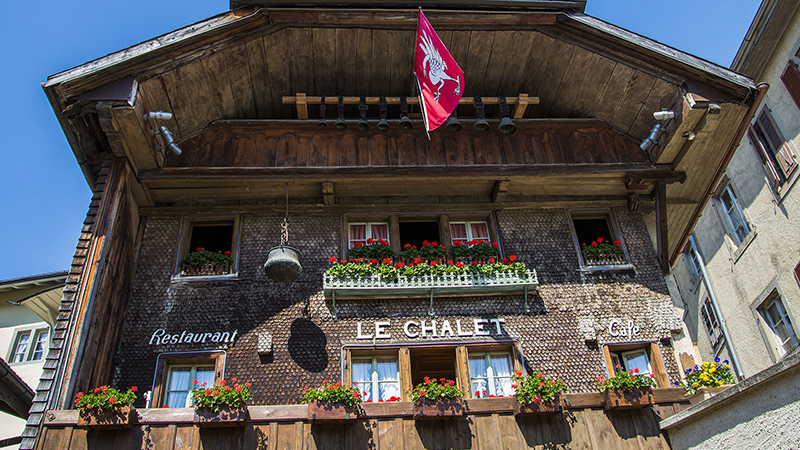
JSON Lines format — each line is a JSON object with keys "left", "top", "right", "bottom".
{"left": 624, "top": 170, "right": 686, "bottom": 191}
{"left": 491, "top": 180, "right": 510, "bottom": 204}
{"left": 321, "top": 182, "right": 334, "bottom": 206}
{"left": 655, "top": 180, "right": 669, "bottom": 275}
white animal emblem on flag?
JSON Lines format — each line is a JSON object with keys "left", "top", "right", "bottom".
{"left": 418, "top": 29, "right": 461, "bottom": 103}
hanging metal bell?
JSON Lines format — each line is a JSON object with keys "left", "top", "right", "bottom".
{"left": 498, "top": 117, "right": 516, "bottom": 136}
{"left": 473, "top": 117, "right": 489, "bottom": 134}
{"left": 263, "top": 246, "right": 303, "bottom": 283}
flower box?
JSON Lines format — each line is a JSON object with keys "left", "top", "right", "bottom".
{"left": 413, "top": 398, "right": 465, "bottom": 420}
{"left": 181, "top": 261, "right": 230, "bottom": 277}
{"left": 307, "top": 400, "right": 360, "bottom": 422}
{"left": 688, "top": 385, "right": 733, "bottom": 405}
{"left": 512, "top": 395, "right": 563, "bottom": 415}
{"left": 193, "top": 405, "right": 248, "bottom": 427}
{"left": 583, "top": 253, "right": 627, "bottom": 266}
{"left": 602, "top": 387, "right": 653, "bottom": 410}
{"left": 77, "top": 405, "right": 136, "bottom": 429}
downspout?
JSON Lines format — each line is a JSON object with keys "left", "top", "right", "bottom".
{"left": 689, "top": 235, "right": 744, "bottom": 380}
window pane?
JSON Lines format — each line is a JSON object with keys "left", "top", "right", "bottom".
{"left": 196, "top": 367, "right": 215, "bottom": 386}
{"left": 12, "top": 332, "right": 30, "bottom": 363}
{"left": 623, "top": 351, "right": 651, "bottom": 375}
{"left": 378, "top": 381, "right": 401, "bottom": 400}
{"left": 470, "top": 222, "right": 489, "bottom": 241}
{"left": 469, "top": 356, "right": 487, "bottom": 378}
{"left": 376, "top": 359, "right": 398, "bottom": 381}
{"left": 450, "top": 223, "right": 467, "bottom": 244}
{"left": 166, "top": 368, "right": 192, "bottom": 408}
{"left": 490, "top": 355, "right": 511, "bottom": 377}
{"left": 32, "top": 331, "right": 48, "bottom": 361}
{"left": 351, "top": 360, "right": 373, "bottom": 401}
{"left": 371, "top": 224, "right": 389, "bottom": 241}
{"left": 494, "top": 376, "right": 513, "bottom": 397}
{"left": 349, "top": 225, "right": 366, "bottom": 247}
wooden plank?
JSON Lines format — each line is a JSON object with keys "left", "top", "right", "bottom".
{"left": 593, "top": 64, "right": 635, "bottom": 126}
{"left": 464, "top": 31, "right": 496, "bottom": 97}
{"left": 573, "top": 53, "right": 617, "bottom": 117}
{"left": 608, "top": 70, "right": 657, "bottom": 135}
{"left": 483, "top": 31, "right": 511, "bottom": 97}
{"left": 248, "top": 36, "right": 275, "bottom": 119}
{"left": 138, "top": 77, "right": 183, "bottom": 138}
{"left": 224, "top": 44, "right": 258, "bottom": 119}
{"left": 388, "top": 29, "right": 413, "bottom": 96}
{"left": 161, "top": 61, "right": 215, "bottom": 137}
{"left": 370, "top": 29, "right": 394, "bottom": 97}
{"left": 312, "top": 28, "right": 337, "bottom": 96}
{"left": 549, "top": 48, "right": 593, "bottom": 118}
{"left": 173, "top": 425, "right": 198, "bottom": 450}
{"left": 285, "top": 28, "right": 315, "bottom": 95}
{"left": 353, "top": 28, "right": 372, "bottom": 95}
{"left": 112, "top": 106, "right": 159, "bottom": 171}
{"left": 535, "top": 39, "right": 575, "bottom": 118}
{"left": 149, "top": 425, "right": 178, "bottom": 450}
{"left": 628, "top": 79, "right": 679, "bottom": 140}
{"left": 200, "top": 50, "right": 237, "bottom": 121}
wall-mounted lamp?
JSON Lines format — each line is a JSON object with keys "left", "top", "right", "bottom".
{"left": 145, "top": 111, "right": 181, "bottom": 156}
{"left": 653, "top": 110, "right": 676, "bottom": 121}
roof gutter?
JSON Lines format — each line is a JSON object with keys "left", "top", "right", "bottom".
{"left": 671, "top": 82, "right": 769, "bottom": 267}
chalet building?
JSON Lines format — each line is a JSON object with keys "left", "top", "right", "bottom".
{"left": 30, "top": 1, "right": 760, "bottom": 448}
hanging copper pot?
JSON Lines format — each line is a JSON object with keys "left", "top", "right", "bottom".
{"left": 263, "top": 245, "right": 303, "bottom": 283}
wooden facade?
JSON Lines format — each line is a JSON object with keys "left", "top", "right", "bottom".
{"left": 33, "top": 2, "right": 758, "bottom": 450}
{"left": 37, "top": 391, "right": 690, "bottom": 450}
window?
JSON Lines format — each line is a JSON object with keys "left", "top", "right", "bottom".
{"left": 781, "top": 56, "right": 800, "bottom": 111}
{"left": 568, "top": 210, "right": 628, "bottom": 267}
{"left": 715, "top": 182, "right": 750, "bottom": 246}
{"left": 604, "top": 343, "right": 667, "bottom": 387}
{"left": 450, "top": 221, "right": 490, "bottom": 246}
{"left": 349, "top": 222, "right": 389, "bottom": 248}
{"left": 468, "top": 352, "right": 513, "bottom": 398}
{"left": 700, "top": 299, "right": 723, "bottom": 348}
{"left": 748, "top": 108, "right": 797, "bottom": 190}
{"left": 8, "top": 327, "right": 48, "bottom": 364}
{"left": 151, "top": 352, "right": 224, "bottom": 407}
{"left": 164, "top": 363, "right": 215, "bottom": 408}
{"left": 176, "top": 216, "right": 239, "bottom": 277}
{"left": 758, "top": 293, "right": 798, "bottom": 359}
{"left": 684, "top": 243, "right": 702, "bottom": 281}
{"left": 399, "top": 221, "right": 440, "bottom": 249}
{"left": 352, "top": 356, "right": 401, "bottom": 402}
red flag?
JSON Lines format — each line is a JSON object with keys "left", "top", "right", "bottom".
{"left": 415, "top": 8, "right": 464, "bottom": 132}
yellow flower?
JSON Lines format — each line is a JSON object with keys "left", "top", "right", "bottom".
{"left": 692, "top": 382, "right": 699, "bottom": 387}
{"left": 709, "top": 367, "right": 716, "bottom": 373}
{"left": 699, "top": 374, "right": 709, "bottom": 381}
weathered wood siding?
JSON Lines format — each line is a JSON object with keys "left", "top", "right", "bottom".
{"left": 171, "top": 122, "right": 647, "bottom": 169}
{"left": 37, "top": 394, "right": 690, "bottom": 450}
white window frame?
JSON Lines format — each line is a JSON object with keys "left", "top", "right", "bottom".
{"left": 468, "top": 351, "right": 513, "bottom": 398}
{"left": 8, "top": 327, "right": 49, "bottom": 364}
{"left": 348, "top": 222, "right": 390, "bottom": 248}
{"left": 620, "top": 349, "right": 652, "bottom": 376}
{"left": 684, "top": 246, "right": 702, "bottom": 282}
{"left": 351, "top": 356, "right": 400, "bottom": 402}
{"left": 449, "top": 221, "right": 490, "bottom": 246}
{"left": 759, "top": 294, "right": 798, "bottom": 359}
{"left": 164, "top": 363, "right": 216, "bottom": 408}
{"left": 175, "top": 215, "right": 240, "bottom": 279}
{"left": 567, "top": 209, "right": 629, "bottom": 269}
{"left": 715, "top": 182, "right": 750, "bottom": 246}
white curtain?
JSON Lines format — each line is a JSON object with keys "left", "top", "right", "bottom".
{"left": 470, "top": 222, "right": 489, "bottom": 241}
{"left": 196, "top": 367, "right": 215, "bottom": 387}
{"left": 352, "top": 360, "right": 373, "bottom": 401}
{"left": 349, "top": 225, "right": 366, "bottom": 248}
{"left": 623, "top": 351, "right": 651, "bottom": 375}
{"left": 371, "top": 224, "right": 389, "bottom": 241}
{"left": 469, "top": 356, "right": 488, "bottom": 397}
{"left": 491, "top": 355, "right": 513, "bottom": 397}
{"left": 376, "top": 359, "right": 400, "bottom": 400}
{"left": 166, "top": 368, "right": 191, "bottom": 408}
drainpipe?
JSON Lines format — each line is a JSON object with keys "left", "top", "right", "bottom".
{"left": 689, "top": 235, "right": 744, "bottom": 380}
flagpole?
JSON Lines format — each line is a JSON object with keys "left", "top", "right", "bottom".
{"left": 415, "top": 75, "right": 431, "bottom": 140}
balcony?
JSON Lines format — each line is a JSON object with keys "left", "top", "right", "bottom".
{"left": 323, "top": 269, "right": 538, "bottom": 300}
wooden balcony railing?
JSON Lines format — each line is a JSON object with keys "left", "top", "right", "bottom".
{"left": 323, "top": 269, "right": 538, "bottom": 299}
{"left": 38, "top": 389, "right": 692, "bottom": 450}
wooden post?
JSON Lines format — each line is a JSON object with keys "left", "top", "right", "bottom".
{"left": 389, "top": 215, "right": 401, "bottom": 256}
{"left": 295, "top": 93, "right": 308, "bottom": 120}
{"left": 321, "top": 182, "right": 334, "bottom": 206}
{"left": 649, "top": 342, "right": 670, "bottom": 389}
{"left": 491, "top": 180, "right": 509, "bottom": 205}
{"left": 439, "top": 215, "right": 451, "bottom": 250}
{"left": 455, "top": 345, "right": 470, "bottom": 398}
{"left": 655, "top": 180, "right": 669, "bottom": 274}
{"left": 398, "top": 347, "right": 411, "bottom": 401}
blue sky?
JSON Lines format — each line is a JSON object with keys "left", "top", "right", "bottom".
{"left": 0, "top": 0, "right": 760, "bottom": 280}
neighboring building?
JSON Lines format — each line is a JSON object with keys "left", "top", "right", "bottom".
{"left": 29, "top": 1, "right": 759, "bottom": 448}
{"left": 670, "top": 0, "right": 800, "bottom": 380}
{"left": 0, "top": 272, "right": 65, "bottom": 449}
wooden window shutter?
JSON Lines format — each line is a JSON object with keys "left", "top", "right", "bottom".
{"left": 795, "top": 260, "right": 800, "bottom": 288}
{"left": 781, "top": 62, "right": 800, "bottom": 110}
{"left": 759, "top": 109, "right": 798, "bottom": 179}
{"left": 748, "top": 127, "right": 781, "bottom": 190}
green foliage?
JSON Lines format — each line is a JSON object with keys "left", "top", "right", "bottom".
{"left": 596, "top": 367, "right": 656, "bottom": 392}
{"left": 325, "top": 259, "right": 529, "bottom": 282}
{"left": 74, "top": 386, "right": 137, "bottom": 410}
{"left": 512, "top": 371, "right": 568, "bottom": 404}
{"left": 191, "top": 378, "right": 252, "bottom": 412}
{"left": 580, "top": 237, "right": 624, "bottom": 255}
{"left": 347, "top": 240, "right": 396, "bottom": 260}
{"left": 676, "top": 359, "right": 735, "bottom": 395}
{"left": 408, "top": 377, "right": 463, "bottom": 402}
{"left": 450, "top": 240, "right": 501, "bottom": 259}
{"left": 302, "top": 380, "right": 363, "bottom": 407}
{"left": 181, "top": 247, "right": 233, "bottom": 266}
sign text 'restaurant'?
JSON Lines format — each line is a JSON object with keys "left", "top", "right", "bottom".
{"left": 357, "top": 319, "right": 506, "bottom": 340}
{"left": 149, "top": 329, "right": 239, "bottom": 345}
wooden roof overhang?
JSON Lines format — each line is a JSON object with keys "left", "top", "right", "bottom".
{"left": 43, "top": 6, "right": 758, "bottom": 268}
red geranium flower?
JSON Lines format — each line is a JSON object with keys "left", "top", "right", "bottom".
{"left": 614, "top": 240, "right": 621, "bottom": 246}
{"left": 131, "top": 386, "right": 138, "bottom": 392}
{"left": 430, "top": 260, "right": 437, "bottom": 266}
{"left": 367, "top": 238, "right": 373, "bottom": 244}
{"left": 432, "top": 241, "right": 438, "bottom": 246}
{"left": 383, "top": 258, "right": 392, "bottom": 264}
{"left": 224, "top": 251, "right": 231, "bottom": 255}
{"left": 488, "top": 258, "right": 495, "bottom": 263}
{"left": 329, "top": 256, "right": 337, "bottom": 262}
{"left": 196, "top": 247, "right": 204, "bottom": 251}
{"left": 591, "top": 241, "right": 598, "bottom": 247}
{"left": 509, "top": 255, "right": 516, "bottom": 261}
{"left": 597, "top": 237, "right": 604, "bottom": 243}
{"left": 414, "top": 258, "right": 422, "bottom": 264}
{"left": 422, "top": 240, "right": 430, "bottom": 246}
{"left": 448, "top": 260, "right": 453, "bottom": 264}
{"left": 492, "top": 242, "right": 499, "bottom": 247}
{"left": 354, "top": 242, "right": 362, "bottom": 247}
